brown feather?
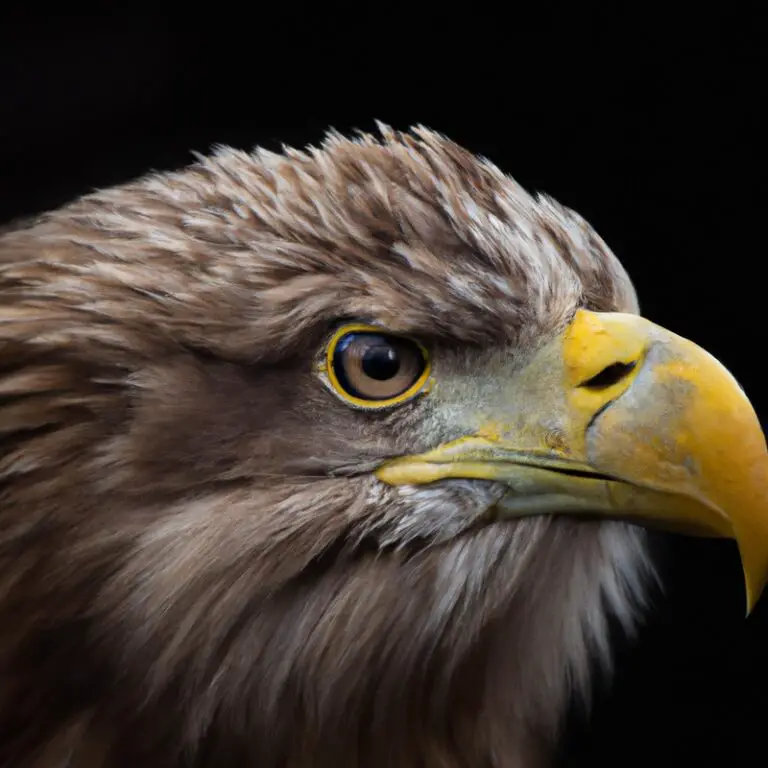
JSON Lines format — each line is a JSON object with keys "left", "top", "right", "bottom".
{"left": 0, "top": 125, "right": 652, "bottom": 767}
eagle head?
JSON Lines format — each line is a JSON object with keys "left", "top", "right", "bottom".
{"left": 0, "top": 125, "right": 765, "bottom": 767}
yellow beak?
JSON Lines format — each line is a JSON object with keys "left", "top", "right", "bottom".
{"left": 375, "top": 309, "right": 768, "bottom": 613}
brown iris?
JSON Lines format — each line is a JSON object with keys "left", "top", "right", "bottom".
{"left": 329, "top": 329, "right": 430, "bottom": 405}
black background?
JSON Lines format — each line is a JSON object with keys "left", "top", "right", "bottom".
{"left": 1, "top": 9, "right": 764, "bottom": 767}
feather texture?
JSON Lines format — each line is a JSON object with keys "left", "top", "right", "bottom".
{"left": 0, "top": 125, "right": 652, "bottom": 767}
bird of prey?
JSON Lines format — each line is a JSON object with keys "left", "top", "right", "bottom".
{"left": 0, "top": 125, "right": 765, "bottom": 768}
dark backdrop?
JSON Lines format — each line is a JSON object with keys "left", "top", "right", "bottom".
{"left": 1, "top": 10, "right": 764, "bottom": 767}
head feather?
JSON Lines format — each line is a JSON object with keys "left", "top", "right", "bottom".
{"left": 0, "top": 125, "right": 651, "bottom": 768}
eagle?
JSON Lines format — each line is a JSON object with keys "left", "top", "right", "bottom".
{"left": 0, "top": 125, "right": 765, "bottom": 768}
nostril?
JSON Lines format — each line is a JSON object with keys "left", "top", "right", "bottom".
{"left": 580, "top": 361, "right": 637, "bottom": 389}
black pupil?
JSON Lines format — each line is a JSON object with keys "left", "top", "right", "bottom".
{"left": 333, "top": 332, "right": 424, "bottom": 400}
{"left": 362, "top": 345, "right": 400, "bottom": 380}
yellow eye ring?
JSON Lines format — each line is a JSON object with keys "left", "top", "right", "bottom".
{"left": 320, "top": 323, "right": 432, "bottom": 410}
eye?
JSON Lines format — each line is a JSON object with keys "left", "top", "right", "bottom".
{"left": 323, "top": 324, "right": 431, "bottom": 408}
